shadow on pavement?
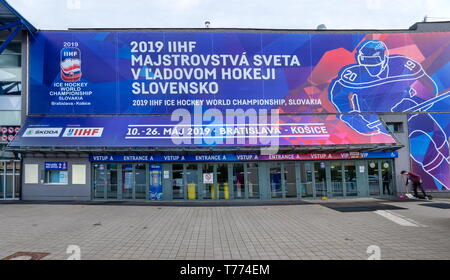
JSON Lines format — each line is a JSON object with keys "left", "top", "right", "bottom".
{"left": 316, "top": 199, "right": 409, "bottom": 212}
{"left": 418, "top": 203, "right": 450, "bottom": 209}
{"left": 0, "top": 197, "right": 442, "bottom": 210}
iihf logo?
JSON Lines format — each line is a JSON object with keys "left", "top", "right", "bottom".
{"left": 60, "top": 47, "right": 82, "bottom": 82}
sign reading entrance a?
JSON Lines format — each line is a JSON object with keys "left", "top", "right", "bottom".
{"left": 89, "top": 151, "right": 398, "bottom": 162}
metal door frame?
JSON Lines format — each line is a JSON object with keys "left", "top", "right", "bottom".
{"left": 0, "top": 160, "right": 20, "bottom": 200}
{"left": 343, "top": 160, "right": 359, "bottom": 198}
{"left": 282, "top": 162, "right": 300, "bottom": 199}
{"left": 215, "top": 162, "right": 233, "bottom": 200}
{"left": 329, "top": 161, "right": 344, "bottom": 198}
{"left": 366, "top": 160, "right": 382, "bottom": 197}
{"left": 312, "top": 161, "right": 330, "bottom": 199}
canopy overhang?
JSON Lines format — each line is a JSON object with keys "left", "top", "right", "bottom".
{"left": 7, "top": 115, "right": 402, "bottom": 153}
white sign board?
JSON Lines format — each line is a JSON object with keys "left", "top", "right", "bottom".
{"left": 163, "top": 170, "right": 170, "bottom": 179}
{"left": 203, "top": 173, "right": 214, "bottom": 184}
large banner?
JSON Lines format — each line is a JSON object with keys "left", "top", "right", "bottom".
{"left": 29, "top": 31, "right": 450, "bottom": 118}
{"left": 408, "top": 113, "right": 450, "bottom": 191}
{"left": 27, "top": 31, "right": 450, "bottom": 191}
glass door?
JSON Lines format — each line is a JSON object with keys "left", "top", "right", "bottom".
{"left": 14, "top": 161, "right": 20, "bottom": 199}
{"left": 0, "top": 161, "right": 20, "bottom": 200}
{"left": 270, "top": 163, "right": 282, "bottom": 199}
{"left": 186, "top": 164, "right": 198, "bottom": 200}
{"left": 134, "top": 163, "right": 147, "bottom": 200}
{"left": 330, "top": 161, "right": 343, "bottom": 197}
{"left": 217, "top": 164, "right": 230, "bottom": 200}
{"left": 344, "top": 161, "right": 358, "bottom": 196}
{"left": 5, "top": 161, "right": 14, "bottom": 199}
{"left": 94, "top": 163, "right": 148, "bottom": 200}
{"left": 299, "top": 162, "right": 313, "bottom": 198}
{"left": 381, "top": 160, "right": 393, "bottom": 195}
{"left": 106, "top": 164, "right": 118, "bottom": 199}
{"left": 284, "top": 162, "right": 297, "bottom": 198}
{"left": 122, "top": 164, "right": 133, "bottom": 199}
{"left": 172, "top": 164, "right": 184, "bottom": 200}
{"left": 93, "top": 163, "right": 107, "bottom": 199}
{"left": 368, "top": 161, "right": 381, "bottom": 196}
{"left": 247, "top": 163, "right": 259, "bottom": 199}
{"left": 202, "top": 164, "right": 215, "bottom": 200}
{"left": 233, "top": 163, "right": 245, "bottom": 199}
{"left": 314, "top": 162, "right": 328, "bottom": 198}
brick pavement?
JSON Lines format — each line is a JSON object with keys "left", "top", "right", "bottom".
{"left": 0, "top": 199, "right": 449, "bottom": 260}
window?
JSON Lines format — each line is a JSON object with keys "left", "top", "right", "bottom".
{"left": 0, "top": 81, "right": 21, "bottom": 95}
{"left": 72, "top": 164, "right": 86, "bottom": 184}
{"left": 45, "top": 170, "right": 68, "bottom": 184}
{"left": 386, "top": 122, "right": 403, "bottom": 133}
{"left": 24, "top": 164, "right": 38, "bottom": 184}
{"left": 0, "top": 42, "right": 21, "bottom": 67}
{"left": 0, "top": 41, "right": 22, "bottom": 96}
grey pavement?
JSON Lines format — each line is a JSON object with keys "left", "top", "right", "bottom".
{"left": 0, "top": 198, "right": 449, "bottom": 260}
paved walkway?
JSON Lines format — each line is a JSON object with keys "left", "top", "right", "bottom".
{"left": 0, "top": 198, "right": 449, "bottom": 260}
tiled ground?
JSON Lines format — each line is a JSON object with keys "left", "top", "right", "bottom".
{"left": 0, "top": 198, "right": 449, "bottom": 260}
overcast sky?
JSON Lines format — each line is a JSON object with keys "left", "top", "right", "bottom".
{"left": 7, "top": 0, "right": 450, "bottom": 30}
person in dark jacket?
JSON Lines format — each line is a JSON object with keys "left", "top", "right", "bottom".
{"left": 401, "top": 170, "right": 429, "bottom": 199}
{"left": 382, "top": 171, "right": 392, "bottom": 195}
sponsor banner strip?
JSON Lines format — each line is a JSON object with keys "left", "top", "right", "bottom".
{"left": 9, "top": 115, "right": 397, "bottom": 147}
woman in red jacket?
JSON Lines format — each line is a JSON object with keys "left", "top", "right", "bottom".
{"left": 401, "top": 170, "right": 429, "bottom": 199}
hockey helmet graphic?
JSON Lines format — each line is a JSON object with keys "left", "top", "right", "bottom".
{"left": 356, "top": 40, "right": 389, "bottom": 76}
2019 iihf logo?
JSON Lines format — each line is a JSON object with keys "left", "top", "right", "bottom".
{"left": 60, "top": 47, "right": 82, "bottom": 82}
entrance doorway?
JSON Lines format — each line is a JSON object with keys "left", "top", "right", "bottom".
{"left": 217, "top": 163, "right": 230, "bottom": 199}
{"left": 202, "top": 164, "right": 214, "bottom": 200}
{"left": 268, "top": 162, "right": 298, "bottom": 199}
{"left": 92, "top": 163, "right": 148, "bottom": 200}
{"left": 269, "top": 163, "right": 282, "bottom": 199}
{"left": 91, "top": 158, "right": 396, "bottom": 201}
{"left": 367, "top": 160, "right": 395, "bottom": 196}
{"left": 368, "top": 161, "right": 381, "bottom": 196}
{"left": 167, "top": 162, "right": 259, "bottom": 200}
{"left": 0, "top": 160, "right": 20, "bottom": 200}
{"left": 314, "top": 162, "right": 328, "bottom": 198}
{"left": 344, "top": 162, "right": 358, "bottom": 196}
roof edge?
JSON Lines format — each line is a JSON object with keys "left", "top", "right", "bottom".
{"left": 0, "top": 0, "right": 36, "bottom": 32}
{"left": 36, "top": 21, "right": 449, "bottom": 33}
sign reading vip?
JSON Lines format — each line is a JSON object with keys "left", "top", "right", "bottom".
{"left": 29, "top": 32, "right": 450, "bottom": 115}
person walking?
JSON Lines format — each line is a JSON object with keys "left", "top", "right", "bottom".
{"left": 382, "top": 171, "right": 392, "bottom": 195}
{"left": 400, "top": 170, "right": 429, "bottom": 199}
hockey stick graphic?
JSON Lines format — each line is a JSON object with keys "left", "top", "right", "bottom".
{"left": 402, "top": 90, "right": 450, "bottom": 112}
{"left": 366, "top": 91, "right": 450, "bottom": 129}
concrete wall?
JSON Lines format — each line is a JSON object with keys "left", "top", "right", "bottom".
{"left": 410, "top": 21, "right": 450, "bottom": 32}
{"left": 22, "top": 154, "right": 91, "bottom": 200}
{"left": 379, "top": 114, "right": 410, "bottom": 193}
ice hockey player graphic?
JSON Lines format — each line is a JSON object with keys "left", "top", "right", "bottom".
{"left": 329, "top": 40, "right": 450, "bottom": 190}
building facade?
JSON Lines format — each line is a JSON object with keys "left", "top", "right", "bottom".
{"left": 4, "top": 17, "right": 450, "bottom": 201}
{"left": 0, "top": 0, "right": 36, "bottom": 200}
